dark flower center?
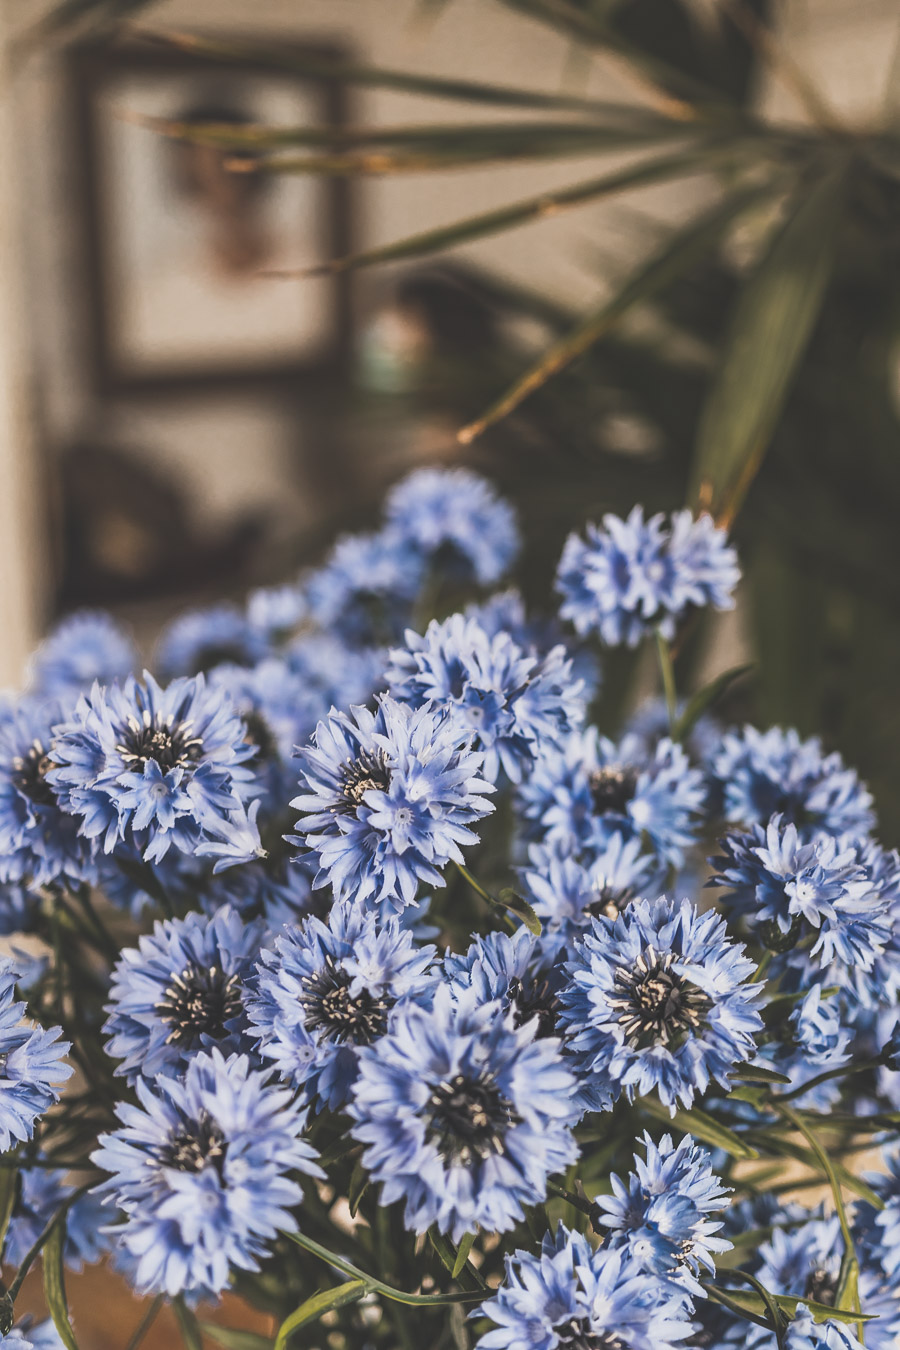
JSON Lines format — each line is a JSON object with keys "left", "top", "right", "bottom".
{"left": 589, "top": 766, "right": 638, "bottom": 817}
{"left": 426, "top": 1073, "right": 520, "bottom": 1166}
{"left": 506, "top": 975, "right": 560, "bottom": 1038}
{"left": 12, "top": 740, "right": 56, "bottom": 807}
{"left": 299, "top": 957, "right": 392, "bottom": 1045}
{"left": 242, "top": 709, "right": 278, "bottom": 761}
{"left": 804, "top": 1268, "right": 837, "bottom": 1306}
{"left": 336, "top": 748, "right": 392, "bottom": 814}
{"left": 554, "top": 1321, "right": 625, "bottom": 1350}
{"left": 609, "top": 949, "right": 712, "bottom": 1051}
{"left": 587, "top": 884, "right": 637, "bottom": 923}
{"left": 155, "top": 963, "right": 243, "bottom": 1047}
{"left": 117, "top": 711, "right": 203, "bottom": 775}
{"left": 159, "top": 1110, "right": 227, "bottom": 1176}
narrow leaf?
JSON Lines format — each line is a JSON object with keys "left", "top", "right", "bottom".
{"left": 732, "top": 1064, "right": 792, "bottom": 1085}
{"left": 140, "top": 26, "right": 655, "bottom": 117}
{"left": 268, "top": 143, "right": 736, "bottom": 277}
{"left": 674, "top": 664, "right": 753, "bottom": 741}
{"left": 458, "top": 180, "right": 775, "bottom": 443}
{"left": 200, "top": 1327, "right": 273, "bottom": 1350}
{"left": 689, "top": 161, "right": 847, "bottom": 524}
{"left": 348, "top": 1159, "right": 369, "bottom": 1219}
{"left": 496, "top": 889, "right": 542, "bottom": 936}
{"left": 641, "top": 1096, "right": 759, "bottom": 1159}
{"left": 274, "top": 1280, "right": 367, "bottom": 1349}
{"left": 173, "top": 1298, "right": 203, "bottom": 1350}
{"left": 43, "top": 1221, "right": 79, "bottom": 1350}
{"left": 771, "top": 1294, "right": 873, "bottom": 1326}
{"left": 452, "top": 1232, "right": 477, "bottom": 1280}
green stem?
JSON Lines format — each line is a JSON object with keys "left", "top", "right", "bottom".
{"left": 729, "top": 1271, "right": 788, "bottom": 1349}
{"left": 701, "top": 1281, "right": 772, "bottom": 1331}
{"left": 775, "top": 1059, "right": 876, "bottom": 1105}
{"left": 124, "top": 1295, "right": 164, "bottom": 1350}
{"left": 285, "top": 1231, "right": 482, "bottom": 1307}
{"left": 546, "top": 1181, "right": 595, "bottom": 1219}
{"left": 775, "top": 1104, "right": 864, "bottom": 1342}
{"left": 7, "top": 1182, "right": 92, "bottom": 1304}
{"left": 454, "top": 863, "right": 516, "bottom": 933}
{"left": 655, "top": 630, "right": 678, "bottom": 731}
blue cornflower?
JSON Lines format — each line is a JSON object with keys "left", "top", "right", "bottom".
{"left": 249, "top": 899, "right": 435, "bottom": 1112}
{"left": 245, "top": 583, "right": 306, "bottom": 642}
{"left": 595, "top": 1131, "right": 731, "bottom": 1293}
{"left": 625, "top": 694, "right": 723, "bottom": 765}
{"left": 386, "top": 612, "right": 584, "bottom": 784}
{"left": 0, "top": 697, "right": 95, "bottom": 890}
{"left": 0, "top": 959, "right": 72, "bottom": 1151}
{"left": 556, "top": 506, "right": 738, "bottom": 647}
{"left": 285, "top": 630, "right": 384, "bottom": 719}
{"left": 306, "top": 529, "right": 421, "bottom": 648}
{"left": 519, "top": 728, "right": 706, "bottom": 867}
{"left": 854, "top": 1143, "right": 900, "bottom": 1279}
{"left": 384, "top": 467, "right": 520, "bottom": 586}
{"left": 348, "top": 985, "right": 579, "bottom": 1241}
{"left": 4, "top": 1165, "right": 106, "bottom": 1270}
{"left": 711, "top": 818, "right": 891, "bottom": 974}
{"left": 157, "top": 604, "right": 270, "bottom": 678}
{"left": 104, "top": 905, "right": 266, "bottom": 1084}
{"left": 474, "top": 1224, "right": 694, "bottom": 1350}
{"left": 784, "top": 1307, "right": 864, "bottom": 1350}
{"left": 0, "top": 1320, "right": 65, "bottom": 1349}
{"left": 209, "top": 657, "right": 317, "bottom": 803}
{"left": 754, "top": 1215, "right": 899, "bottom": 1350}
{"left": 443, "top": 927, "right": 564, "bottom": 1038}
{"left": 202, "top": 852, "right": 318, "bottom": 926}
{"left": 292, "top": 696, "right": 494, "bottom": 911}
{"left": 48, "top": 672, "right": 262, "bottom": 869}
{"left": 558, "top": 897, "right": 762, "bottom": 1113}
{"left": 753, "top": 985, "right": 852, "bottom": 1108}
{"left": 708, "top": 726, "right": 875, "bottom": 839}
{"left": 522, "top": 837, "right": 662, "bottom": 959}
{"left": 91, "top": 1048, "right": 323, "bottom": 1299}
{"left": 29, "top": 611, "right": 136, "bottom": 695}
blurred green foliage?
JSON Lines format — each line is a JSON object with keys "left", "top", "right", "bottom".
{"left": 37, "top": 0, "right": 900, "bottom": 835}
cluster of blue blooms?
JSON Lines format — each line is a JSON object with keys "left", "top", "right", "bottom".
{"left": 0, "top": 469, "right": 898, "bottom": 1350}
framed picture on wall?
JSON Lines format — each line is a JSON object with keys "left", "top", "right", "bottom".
{"left": 68, "top": 38, "right": 354, "bottom": 394}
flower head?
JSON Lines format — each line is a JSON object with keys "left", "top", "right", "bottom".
{"left": 48, "top": 673, "right": 261, "bottom": 868}
{"left": 711, "top": 818, "right": 891, "bottom": 976}
{"left": 0, "top": 959, "right": 72, "bottom": 1151}
{"left": 349, "top": 986, "right": 579, "bottom": 1241}
{"left": 249, "top": 899, "right": 435, "bottom": 1111}
{"left": 556, "top": 506, "right": 738, "bottom": 647}
{"left": 475, "top": 1224, "right": 694, "bottom": 1350}
{"left": 443, "top": 927, "right": 563, "bottom": 1038}
{"left": 519, "top": 728, "right": 706, "bottom": 868}
{"left": 245, "top": 583, "right": 306, "bottom": 642}
{"left": 292, "top": 696, "right": 494, "bottom": 911}
{"left": 209, "top": 657, "right": 317, "bottom": 803}
{"left": 306, "top": 530, "right": 421, "bottom": 648}
{"left": 4, "top": 1165, "right": 106, "bottom": 1271}
{"left": 29, "top": 612, "right": 136, "bottom": 695}
{"left": 387, "top": 612, "right": 584, "bottom": 784}
{"left": 104, "top": 905, "right": 266, "bottom": 1083}
{"left": 0, "top": 697, "right": 95, "bottom": 890}
{"left": 708, "top": 726, "right": 875, "bottom": 839}
{"left": 92, "top": 1049, "right": 322, "bottom": 1299}
{"left": 558, "top": 897, "right": 762, "bottom": 1113}
{"left": 157, "top": 604, "right": 269, "bottom": 679}
{"left": 384, "top": 467, "right": 519, "bottom": 586}
{"left": 595, "top": 1132, "right": 731, "bottom": 1293}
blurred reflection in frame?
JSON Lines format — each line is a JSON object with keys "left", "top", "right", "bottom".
{"left": 68, "top": 40, "right": 353, "bottom": 393}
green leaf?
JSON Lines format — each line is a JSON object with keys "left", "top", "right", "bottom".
{"left": 772, "top": 1295, "right": 873, "bottom": 1326}
{"left": 141, "top": 26, "right": 653, "bottom": 117}
{"left": 274, "top": 1280, "right": 367, "bottom": 1349}
{"left": 348, "top": 1159, "right": 369, "bottom": 1219}
{"left": 674, "top": 664, "right": 753, "bottom": 741}
{"left": 641, "top": 1096, "right": 759, "bottom": 1159}
{"left": 689, "top": 161, "right": 847, "bottom": 524}
{"left": 452, "top": 1231, "right": 476, "bottom": 1280}
{"left": 43, "top": 1221, "right": 79, "bottom": 1350}
{"left": 269, "top": 143, "right": 740, "bottom": 278}
{"left": 458, "top": 179, "right": 776, "bottom": 443}
{"left": 496, "top": 889, "right": 542, "bottom": 937}
{"left": 200, "top": 1327, "right": 274, "bottom": 1350}
{"left": 732, "top": 1064, "right": 792, "bottom": 1085}
{"left": 286, "top": 1231, "right": 481, "bottom": 1307}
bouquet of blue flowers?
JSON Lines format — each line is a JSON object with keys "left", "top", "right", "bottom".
{"left": 0, "top": 467, "right": 897, "bottom": 1350}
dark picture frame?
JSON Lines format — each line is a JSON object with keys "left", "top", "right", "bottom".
{"left": 67, "top": 38, "right": 354, "bottom": 396}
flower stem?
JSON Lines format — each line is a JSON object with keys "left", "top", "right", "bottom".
{"left": 285, "top": 1231, "right": 482, "bottom": 1307}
